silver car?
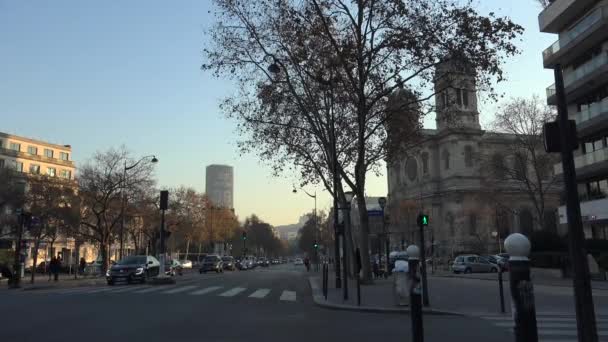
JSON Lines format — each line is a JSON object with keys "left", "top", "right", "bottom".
{"left": 452, "top": 255, "right": 499, "bottom": 274}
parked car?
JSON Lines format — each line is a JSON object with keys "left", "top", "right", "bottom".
{"left": 106, "top": 255, "right": 160, "bottom": 285}
{"left": 180, "top": 260, "right": 193, "bottom": 269}
{"left": 199, "top": 255, "right": 224, "bottom": 274}
{"left": 165, "top": 259, "right": 183, "bottom": 276}
{"left": 294, "top": 258, "right": 303, "bottom": 265}
{"left": 222, "top": 256, "right": 236, "bottom": 271}
{"left": 452, "top": 255, "right": 499, "bottom": 274}
{"left": 258, "top": 257, "right": 269, "bottom": 267}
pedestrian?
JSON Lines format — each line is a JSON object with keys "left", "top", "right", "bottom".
{"left": 50, "top": 256, "right": 59, "bottom": 282}
{"left": 304, "top": 257, "right": 310, "bottom": 272}
{"left": 79, "top": 257, "right": 86, "bottom": 275}
{"left": 372, "top": 259, "right": 380, "bottom": 279}
{"left": 1, "top": 263, "right": 13, "bottom": 287}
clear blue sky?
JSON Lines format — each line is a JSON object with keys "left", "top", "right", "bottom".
{"left": 0, "top": 0, "right": 556, "bottom": 226}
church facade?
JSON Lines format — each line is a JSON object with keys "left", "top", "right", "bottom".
{"left": 386, "top": 62, "right": 561, "bottom": 258}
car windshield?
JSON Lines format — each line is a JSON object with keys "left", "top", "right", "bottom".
{"left": 117, "top": 256, "right": 146, "bottom": 265}
{"left": 204, "top": 257, "right": 219, "bottom": 262}
{"left": 222, "top": 257, "right": 233, "bottom": 261}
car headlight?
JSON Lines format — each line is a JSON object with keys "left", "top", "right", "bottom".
{"left": 135, "top": 267, "right": 144, "bottom": 275}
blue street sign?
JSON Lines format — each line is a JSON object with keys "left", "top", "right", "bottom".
{"left": 368, "top": 210, "right": 383, "bottom": 217}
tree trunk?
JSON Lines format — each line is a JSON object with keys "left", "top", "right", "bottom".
{"left": 30, "top": 240, "right": 40, "bottom": 284}
{"left": 48, "top": 240, "right": 54, "bottom": 281}
{"left": 197, "top": 241, "right": 202, "bottom": 263}
{"left": 185, "top": 238, "right": 191, "bottom": 261}
{"left": 100, "top": 240, "right": 109, "bottom": 273}
{"left": 355, "top": 191, "right": 372, "bottom": 283}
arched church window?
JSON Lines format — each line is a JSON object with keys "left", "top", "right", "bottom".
{"left": 443, "top": 150, "right": 450, "bottom": 170}
{"left": 464, "top": 146, "right": 473, "bottom": 167}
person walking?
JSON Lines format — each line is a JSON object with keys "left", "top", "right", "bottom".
{"left": 50, "top": 256, "right": 59, "bottom": 282}
{"left": 79, "top": 257, "right": 86, "bottom": 275}
{"left": 304, "top": 257, "right": 310, "bottom": 272}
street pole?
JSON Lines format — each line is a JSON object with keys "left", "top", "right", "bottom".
{"left": 159, "top": 207, "right": 166, "bottom": 276}
{"left": 343, "top": 200, "right": 350, "bottom": 301}
{"left": 332, "top": 112, "right": 341, "bottom": 289}
{"left": 119, "top": 161, "right": 127, "bottom": 261}
{"left": 553, "top": 64, "right": 598, "bottom": 342}
{"left": 505, "top": 233, "right": 538, "bottom": 342}
{"left": 408, "top": 245, "right": 424, "bottom": 342}
{"left": 419, "top": 222, "right": 430, "bottom": 307}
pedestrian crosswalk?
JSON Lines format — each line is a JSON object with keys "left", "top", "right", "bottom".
{"left": 480, "top": 312, "right": 608, "bottom": 341}
{"left": 29, "top": 284, "right": 299, "bottom": 303}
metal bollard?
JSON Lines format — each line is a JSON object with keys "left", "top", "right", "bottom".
{"left": 498, "top": 266, "right": 506, "bottom": 313}
{"left": 407, "top": 245, "right": 424, "bottom": 342}
{"left": 505, "top": 233, "right": 538, "bottom": 342}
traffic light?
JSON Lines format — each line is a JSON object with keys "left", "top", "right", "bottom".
{"left": 417, "top": 213, "right": 429, "bottom": 227}
{"left": 242, "top": 232, "right": 247, "bottom": 240}
{"left": 313, "top": 241, "right": 319, "bottom": 249}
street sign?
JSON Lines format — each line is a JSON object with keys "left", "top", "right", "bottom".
{"left": 368, "top": 210, "right": 383, "bottom": 217}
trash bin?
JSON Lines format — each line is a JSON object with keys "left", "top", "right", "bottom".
{"left": 393, "top": 260, "right": 409, "bottom": 306}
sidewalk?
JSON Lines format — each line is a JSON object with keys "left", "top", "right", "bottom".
{"left": 309, "top": 274, "right": 461, "bottom": 316}
{"left": 0, "top": 273, "right": 106, "bottom": 291}
{"left": 429, "top": 269, "right": 608, "bottom": 290}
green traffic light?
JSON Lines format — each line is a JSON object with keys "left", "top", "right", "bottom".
{"left": 422, "top": 215, "right": 428, "bottom": 225}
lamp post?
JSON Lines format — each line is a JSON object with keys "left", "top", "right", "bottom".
{"left": 342, "top": 191, "right": 355, "bottom": 301}
{"left": 293, "top": 187, "right": 318, "bottom": 270}
{"left": 120, "top": 155, "right": 158, "bottom": 260}
{"left": 378, "top": 197, "right": 390, "bottom": 277}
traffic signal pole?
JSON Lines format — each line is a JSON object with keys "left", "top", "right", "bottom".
{"left": 417, "top": 214, "right": 430, "bottom": 307}
{"left": 554, "top": 65, "right": 598, "bottom": 342}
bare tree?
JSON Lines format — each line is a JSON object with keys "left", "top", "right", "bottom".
{"left": 203, "top": 0, "right": 523, "bottom": 281}
{"left": 77, "top": 147, "right": 156, "bottom": 272}
{"left": 480, "top": 96, "right": 561, "bottom": 233}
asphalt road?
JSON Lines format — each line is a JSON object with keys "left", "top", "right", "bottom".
{"left": 0, "top": 264, "right": 515, "bottom": 342}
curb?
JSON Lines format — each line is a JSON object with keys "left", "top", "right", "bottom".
{"left": 429, "top": 274, "right": 608, "bottom": 291}
{"left": 307, "top": 277, "right": 463, "bottom": 316}
{"left": 9, "top": 279, "right": 106, "bottom": 291}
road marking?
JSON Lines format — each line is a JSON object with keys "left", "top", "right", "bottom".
{"left": 482, "top": 316, "right": 608, "bottom": 323}
{"left": 538, "top": 330, "right": 608, "bottom": 336}
{"left": 106, "top": 286, "right": 143, "bottom": 293}
{"left": 190, "top": 286, "right": 222, "bottom": 296}
{"left": 279, "top": 290, "right": 296, "bottom": 302}
{"left": 85, "top": 287, "right": 121, "bottom": 294}
{"left": 248, "top": 289, "right": 271, "bottom": 298}
{"left": 163, "top": 285, "right": 198, "bottom": 294}
{"left": 132, "top": 286, "right": 167, "bottom": 294}
{"left": 219, "top": 287, "right": 246, "bottom": 297}
{"left": 494, "top": 322, "right": 608, "bottom": 329}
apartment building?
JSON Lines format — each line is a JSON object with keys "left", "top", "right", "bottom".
{"left": 0, "top": 132, "right": 75, "bottom": 181}
{"left": 540, "top": 0, "right": 608, "bottom": 239}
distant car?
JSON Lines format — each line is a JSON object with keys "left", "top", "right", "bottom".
{"left": 180, "top": 260, "right": 193, "bottom": 269}
{"left": 106, "top": 255, "right": 160, "bottom": 285}
{"left": 294, "top": 258, "right": 303, "bottom": 265}
{"left": 199, "top": 255, "right": 223, "bottom": 274}
{"left": 452, "top": 255, "right": 498, "bottom": 274}
{"left": 258, "top": 258, "right": 269, "bottom": 267}
{"left": 165, "top": 259, "right": 183, "bottom": 276}
{"left": 222, "top": 256, "right": 236, "bottom": 271}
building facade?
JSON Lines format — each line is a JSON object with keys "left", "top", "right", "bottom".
{"left": 539, "top": 0, "right": 608, "bottom": 239}
{"left": 386, "top": 63, "right": 561, "bottom": 258}
{"left": 205, "top": 164, "right": 234, "bottom": 209}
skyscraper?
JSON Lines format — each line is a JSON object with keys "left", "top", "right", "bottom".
{"left": 205, "top": 164, "right": 234, "bottom": 209}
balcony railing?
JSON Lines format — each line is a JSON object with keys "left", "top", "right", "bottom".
{"left": 555, "top": 146, "right": 608, "bottom": 174}
{"left": 575, "top": 97, "right": 608, "bottom": 125}
{"left": 564, "top": 52, "right": 608, "bottom": 87}
{"left": 547, "top": 84, "right": 556, "bottom": 98}
{"left": 542, "top": 6, "right": 606, "bottom": 60}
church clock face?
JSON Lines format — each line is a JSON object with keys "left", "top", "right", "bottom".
{"left": 406, "top": 158, "right": 418, "bottom": 181}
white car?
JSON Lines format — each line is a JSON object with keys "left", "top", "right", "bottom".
{"left": 180, "top": 260, "right": 193, "bottom": 269}
{"left": 294, "top": 258, "right": 303, "bottom": 265}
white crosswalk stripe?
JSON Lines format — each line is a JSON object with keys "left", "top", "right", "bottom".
{"left": 248, "top": 289, "right": 271, "bottom": 298}
{"left": 279, "top": 290, "right": 296, "bottom": 302}
{"left": 106, "top": 286, "right": 143, "bottom": 293}
{"left": 162, "top": 285, "right": 198, "bottom": 294}
{"left": 219, "top": 287, "right": 246, "bottom": 297}
{"left": 480, "top": 313, "right": 608, "bottom": 341}
{"left": 132, "top": 286, "right": 166, "bottom": 294}
{"left": 190, "top": 286, "right": 222, "bottom": 296}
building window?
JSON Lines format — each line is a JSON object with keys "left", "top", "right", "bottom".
{"left": 47, "top": 167, "right": 56, "bottom": 177}
{"left": 60, "top": 170, "right": 71, "bottom": 179}
{"left": 464, "top": 145, "right": 473, "bottom": 167}
{"left": 442, "top": 150, "right": 450, "bottom": 170}
{"left": 44, "top": 149, "right": 54, "bottom": 158}
{"left": 15, "top": 162, "right": 24, "bottom": 172}
{"left": 456, "top": 88, "right": 469, "bottom": 108}
{"left": 421, "top": 152, "right": 429, "bottom": 174}
{"left": 441, "top": 91, "right": 449, "bottom": 109}
{"left": 27, "top": 146, "right": 38, "bottom": 155}
{"left": 514, "top": 153, "right": 528, "bottom": 180}
{"left": 491, "top": 153, "right": 506, "bottom": 179}
{"left": 469, "top": 214, "right": 477, "bottom": 235}
{"left": 9, "top": 142, "right": 21, "bottom": 152}
{"left": 60, "top": 152, "right": 69, "bottom": 161}
{"left": 29, "top": 164, "right": 40, "bottom": 174}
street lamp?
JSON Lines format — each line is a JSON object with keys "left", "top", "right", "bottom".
{"left": 120, "top": 155, "right": 158, "bottom": 260}
{"left": 293, "top": 187, "right": 318, "bottom": 270}
{"left": 378, "top": 197, "right": 390, "bottom": 277}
